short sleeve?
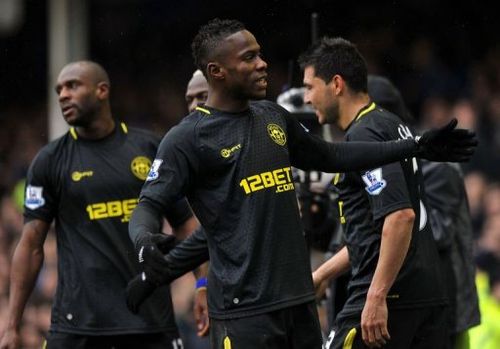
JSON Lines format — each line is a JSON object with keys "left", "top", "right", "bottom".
{"left": 348, "top": 124, "right": 412, "bottom": 221}
{"left": 24, "top": 149, "right": 57, "bottom": 223}
{"left": 139, "top": 123, "right": 200, "bottom": 211}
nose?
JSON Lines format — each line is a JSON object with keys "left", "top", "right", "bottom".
{"left": 58, "top": 86, "right": 70, "bottom": 102}
{"left": 256, "top": 55, "right": 267, "bottom": 70}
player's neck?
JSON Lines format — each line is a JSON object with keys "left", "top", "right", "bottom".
{"left": 75, "top": 113, "right": 116, "bottom": 140}
{"left": 338, "top": 93, "right": 370, "bottom": 130}
{"left": 205, "top": 90, "right": 249, "bottom": 113}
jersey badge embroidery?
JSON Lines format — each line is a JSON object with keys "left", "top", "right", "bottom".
{"left": 220, "top": 144, "right": 242, "bottom": 158}
{"left": 362, "top": 168, "right": 386, "bottom": 195}
{"left": 267, "top": 123, "right": 287, "bottom": 146}
{"left": 71, "top": 170, "right": 93, "bottom": 182}
{"left": 131, "top": 156, "right": 152, "bottom": 180}
{"left": 25, "top": 185, "right": 46, "bottom": 210}
{"left": 146, "top": 159, "right": 163, "bottom": 181}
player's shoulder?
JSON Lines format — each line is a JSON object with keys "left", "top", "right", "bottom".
{"left": 348, "top": 105, "right": 405, "bottom": 141}
{"left": 158, "top": 113, "right": 200, "bottom": 148}
{"left": 127, "top": 125, "right": 157, "bottom": 139}
{"left": 250, "top": 99, "right": 289, "bottom": 117}
{"left": 28, "top": 132, "right": 73, "bottom": 171}
{"left": 125, "top": 125, "right": 161, "bottom": 145}
{"left": 37, "top": 132, "right": 74, "bottom": 158}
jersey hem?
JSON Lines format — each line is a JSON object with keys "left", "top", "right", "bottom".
{"left": 49, "top": 324, "right": 179, "bottom": 336}
{"left": 209, "top": 293, "right": 315, "bottom": 320}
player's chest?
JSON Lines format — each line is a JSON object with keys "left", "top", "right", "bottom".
{"left": 200, "top": 115, "right": 291, "bottom": 172}
{"left": 58, "top": 145, "right": 153, "bottom": 198}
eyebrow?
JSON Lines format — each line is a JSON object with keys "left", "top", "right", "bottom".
{"left": 55, "top": 79, "right": 79, "bottom": 92}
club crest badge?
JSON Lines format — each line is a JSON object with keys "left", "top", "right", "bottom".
{"left": 362, "top": 168, "right": 386, "bottom": 195}
{"left": 25, "top": 185, "right": 45, "bottom": 210}
{"left": 131, "top": 156, "right": 152, "bottom": 181}
{"left": 267, "top": 124, "right": 286, "bottom": 146}
{"left": 146, "top": 159, "right": 163, "bottom": 182}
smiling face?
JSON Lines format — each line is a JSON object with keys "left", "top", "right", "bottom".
{"left": 302, "top": 66, "right": 339, "bottom": 125}
{"left": 55, "top": 63, "right": 106, "bottom": 127}
{"left": 214, "top": 30, "right": 268, "bottom": 100}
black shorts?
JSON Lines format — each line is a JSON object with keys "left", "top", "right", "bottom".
{"left": 45, "top": 331, "right": 183, "bottom": 349}
{"left": 210, "top": 301, "right": 323, "bottom": 349}
{"left": 325, "top": 306, "right": 448, "bottom": 349}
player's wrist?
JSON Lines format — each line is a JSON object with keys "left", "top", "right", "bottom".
{"left": 195, "top": 276, "right": 208, "bottom": 291}
{"left": 135, "top": 231, "right": 152, "bottom": 251}
{"left": 367, "top": 287, "right": 388, "bottom": 301}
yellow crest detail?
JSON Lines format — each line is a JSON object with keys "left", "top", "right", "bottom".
{"left": 221, "top": 149, "right": 231, "bottom": 158}
{"left": 267, "top": 124, "right": 286, "bottom": 146}
{"left": 131, "top": 156, "right": 151, "bottom": 180}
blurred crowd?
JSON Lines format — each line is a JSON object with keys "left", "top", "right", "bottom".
{"left": 1, "top": 39, "right": 500, "bottom": 348}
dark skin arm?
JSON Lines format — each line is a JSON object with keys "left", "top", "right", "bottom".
{"left": 193, "top": 262, "right": 210, "bottom": 337}
{"left": 0, "top": 219, "right": 50, "bottom": 349}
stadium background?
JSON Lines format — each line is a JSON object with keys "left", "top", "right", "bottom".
{"left": 0, "top": 1, "right": 499, "bottom": 348}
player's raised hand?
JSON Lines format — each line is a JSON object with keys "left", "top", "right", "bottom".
{"left": 416, "top": 118, "right": 477, "bottom": 162}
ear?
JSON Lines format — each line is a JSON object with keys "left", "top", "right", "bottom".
{"left": 329, "top": 75, "right": 344, "bottom": 96}
{"left": 96, "top": 82, "right": 110, "bottom": 100}
{"left": 207, "top": 62, "right": 225, "bottom": 81}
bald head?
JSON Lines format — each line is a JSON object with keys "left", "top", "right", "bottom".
{"left": 60, "top": 60, "right": 110, "bottom": 86}
{"left": 55, "top": 60, "right": 112, "bottom": 128}
{"left": 186, "top": 69, "right": 209, "bottom": 112}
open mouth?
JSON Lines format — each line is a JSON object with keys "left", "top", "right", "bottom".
{"left": 256, "top": 76, "right": 267, "bottom": 88}
{"left": 61, "top": 105, "right": 76, "bottom": 116}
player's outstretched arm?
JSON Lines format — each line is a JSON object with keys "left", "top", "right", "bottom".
{"left": 288, "top": 118, "right": 477, "bottom": 173}
{"left": 0, "top": 219, "right": 50, "bottom": 349}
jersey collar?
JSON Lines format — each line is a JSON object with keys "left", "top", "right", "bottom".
{"left": 345, "top": 102, "right": 376, "bottom": 131}
{"left": 355, "top": 102, "right": 376, "bottom": 122}
{"left": 69, "top": 122, "right": 128, "bottom": 141}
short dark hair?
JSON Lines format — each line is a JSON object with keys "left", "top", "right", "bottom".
{"left": 191, "top": 18, "right": 246, "bottom": 76}
{"left": 298, "top": 37, "right": 368, "bottom": 93}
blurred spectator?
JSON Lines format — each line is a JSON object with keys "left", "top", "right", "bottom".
{"left": 464, "top": 172, "right": 487, "bottom": 237}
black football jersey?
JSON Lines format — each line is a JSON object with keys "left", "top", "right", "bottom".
{"left": 140, "top": 102, "right": 315, "bottom": 319}
{"left": 334, "top": 103, "right": 447, "bottom": 319}
{"left": 24, "top": 123, "right": 191, "bottom": 335}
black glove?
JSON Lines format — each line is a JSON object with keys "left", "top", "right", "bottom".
{"left": 415, "top": 118, "right": 477, "bottom": 162}
{"left": 126, "top": 273, "right": 157, "bottom": 314}
{"left": 136, "top": 232, "right": 177, "bottom": 286}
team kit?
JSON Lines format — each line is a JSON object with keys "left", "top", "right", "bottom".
{"left": 2, "top": 18, "right": 478, "bottom": 349}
